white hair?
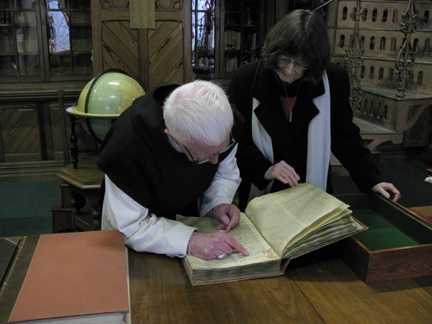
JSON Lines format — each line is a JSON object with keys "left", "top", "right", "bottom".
{"left": 163, "top": 80, "right": 233, "bottom": 146}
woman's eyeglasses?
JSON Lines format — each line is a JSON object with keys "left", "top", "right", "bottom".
{"left": 277, "top": 56, "right": 309, "bottom": 70}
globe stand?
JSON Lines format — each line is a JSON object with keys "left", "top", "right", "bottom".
{"left": 56, "top": 159, "right": 104, "bottom": 232}
{"left": 57, "top": 111, "right": 106, "bottom": 232}
{"left": 56, "top": 69, "right": 145, "bottom": 232}
{"left": 67, "top": 114, "right": 103, "bottom": 169}
{"left": 56, "top": 111, "right": 114, "bottom": 233}
{"left": 69, "top": 115, "right": 79, "bottom": 169}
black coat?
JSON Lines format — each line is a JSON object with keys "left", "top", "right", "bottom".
{"left": 97, "top": 83, "right": 243, "bottom": 218}
{"left": 227, "top": 61, "right": 383, "bottom": 209}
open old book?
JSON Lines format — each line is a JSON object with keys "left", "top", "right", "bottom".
{"left": 178, "top": 183, "right": 366, "bottom": 285}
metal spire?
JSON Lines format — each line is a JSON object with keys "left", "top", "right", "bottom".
{"left": 395, "top": 0, "right": 418, "bottom": 98}
{"left": 344, "top": 0, "right": 365, "bottom": 111}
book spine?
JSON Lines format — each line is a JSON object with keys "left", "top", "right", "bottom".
{"left": 0, "top": 236, "right": 39, "bottom": 323}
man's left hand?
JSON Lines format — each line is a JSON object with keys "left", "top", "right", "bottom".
{"left": 212, "top": 203, "right": 241, "bottom": 232}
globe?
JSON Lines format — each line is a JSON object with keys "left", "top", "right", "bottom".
{"left": 67, "top": 71, "right": 145, "bottom": 142}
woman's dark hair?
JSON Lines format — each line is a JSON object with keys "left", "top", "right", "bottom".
{"left": 262, "top": 9, "right": 331, "bottom": 84}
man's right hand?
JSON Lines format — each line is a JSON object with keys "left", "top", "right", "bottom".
{"left": 190, "top": 232, "right": 249, "bottom": 260}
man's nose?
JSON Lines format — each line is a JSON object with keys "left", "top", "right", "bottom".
{"left": 209, "top": 155, "right": 219, "bottom": 164}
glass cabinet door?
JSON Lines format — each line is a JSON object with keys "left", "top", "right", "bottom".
{"left": 43, "top": 0, "right": 92, "bottom": 81}
{"left": 0, "top": 3, "right": 16, "bottom": 77}
{"left": 0, "top": 0, "right": 92, "bottom": 83}
{"left": 0, "top": 0, "right": 42, "bottom": 80}
{"left": 190, "top": 0, "right": 264, "bottom": 80}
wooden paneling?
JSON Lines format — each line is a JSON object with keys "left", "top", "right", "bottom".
{"left": 0, "top": 93, "right": 97, "bottom": 183}
{"left": 0, "top": 105, "right": 41, "bottom": 163}
{"left": 92, "top": 0, "right": 193, "bottom": 93}
{"left": 101, "top": 21, "right": 140, "bottom": 80}
{"left": 48, "top": 100, "right": 77, "bottom": 162}
{"left": 0, "top": 98, "right": 78, "bottom": 165}
{"left": 47, "top": 103, "right": 63, "bottom": 161}
{"left": 148, "top": 21, "right": 184, "bottom": 89}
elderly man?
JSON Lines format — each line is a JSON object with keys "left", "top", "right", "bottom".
{"left": 97, "top": 80, "right": 248, "bottom": 260}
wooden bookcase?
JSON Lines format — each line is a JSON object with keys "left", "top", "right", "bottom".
{"left": 0, "top": 0, "right": 93, "bottom": 181}
{"left": 0, "top": 0, "right": 93, "bottom": 84}
{"left": 191, "top": 0, "right": 267, "bottom": 80}
{"left": 220, "top": 0, "right": 266, "bottom": 78}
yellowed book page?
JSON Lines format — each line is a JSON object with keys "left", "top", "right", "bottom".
{"left": 245, "top": 183, "right": 349, "bottom": 257}
{"left": 282, "top": 205, "right": 352, "bottom": 255}
{"left": 284, "top": 215, "right": 364, "bottom": 258}
{"left": 177, "top": 213, "right": 280, "bottom": 270}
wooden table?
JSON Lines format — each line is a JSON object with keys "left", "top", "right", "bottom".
{"left": 2, "top": 237, "right": 431, "bottom": 324}
{"left": 409, "top": 206, "right": 432, "bottom": 225}
{"left": 128, "top": 248, "right": 432, "bottom": 324}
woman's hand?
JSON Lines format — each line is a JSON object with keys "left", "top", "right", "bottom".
{"left": 264, "top": 160, "right": 300, "bottom": 187}
{"left": 372, "top": 182, "right": 401, "bottom": 201}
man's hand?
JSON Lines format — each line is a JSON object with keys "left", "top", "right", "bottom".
{"left": 264, "top": 160, "right": 300, "bottom": 187}
{"left": 190, "top": 232, "right": 249, "bottom": 260}
{"left": 372, "top": 182, "right": 401, "bottom": 201}
{"left": 213, "top": 203, "right": 241, "bottom": 231}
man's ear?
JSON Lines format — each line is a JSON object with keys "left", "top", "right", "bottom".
{"left": 164, "top": 128, "right": 175, "bottom": 142}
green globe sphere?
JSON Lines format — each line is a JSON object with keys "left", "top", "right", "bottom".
{"left": 67, "top": 71, "right": 145, "bottom": 142}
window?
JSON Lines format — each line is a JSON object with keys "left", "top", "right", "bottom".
{"left": 191, "top": 0, "right": 216, "bottom": 74}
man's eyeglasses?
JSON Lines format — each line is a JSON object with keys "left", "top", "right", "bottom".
{"left": 277, "top": 56, "right": 309, "bottom": 70}
{"left": 182, "top": 135, "right": 236, "bottom": 164}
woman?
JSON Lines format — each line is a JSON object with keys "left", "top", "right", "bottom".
{"left": 227, "top": 9, "right": 400, "bottom": 210}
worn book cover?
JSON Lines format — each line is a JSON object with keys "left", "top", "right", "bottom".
{"left": 179, "top": 183, "right": 367, "bottom": 285}
{"left": 8, "top": 230, "right": 130, "bottom": 324}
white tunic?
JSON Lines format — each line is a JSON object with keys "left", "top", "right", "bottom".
{"left": 102, "top": 145, "right": 241, "bottom": 258}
